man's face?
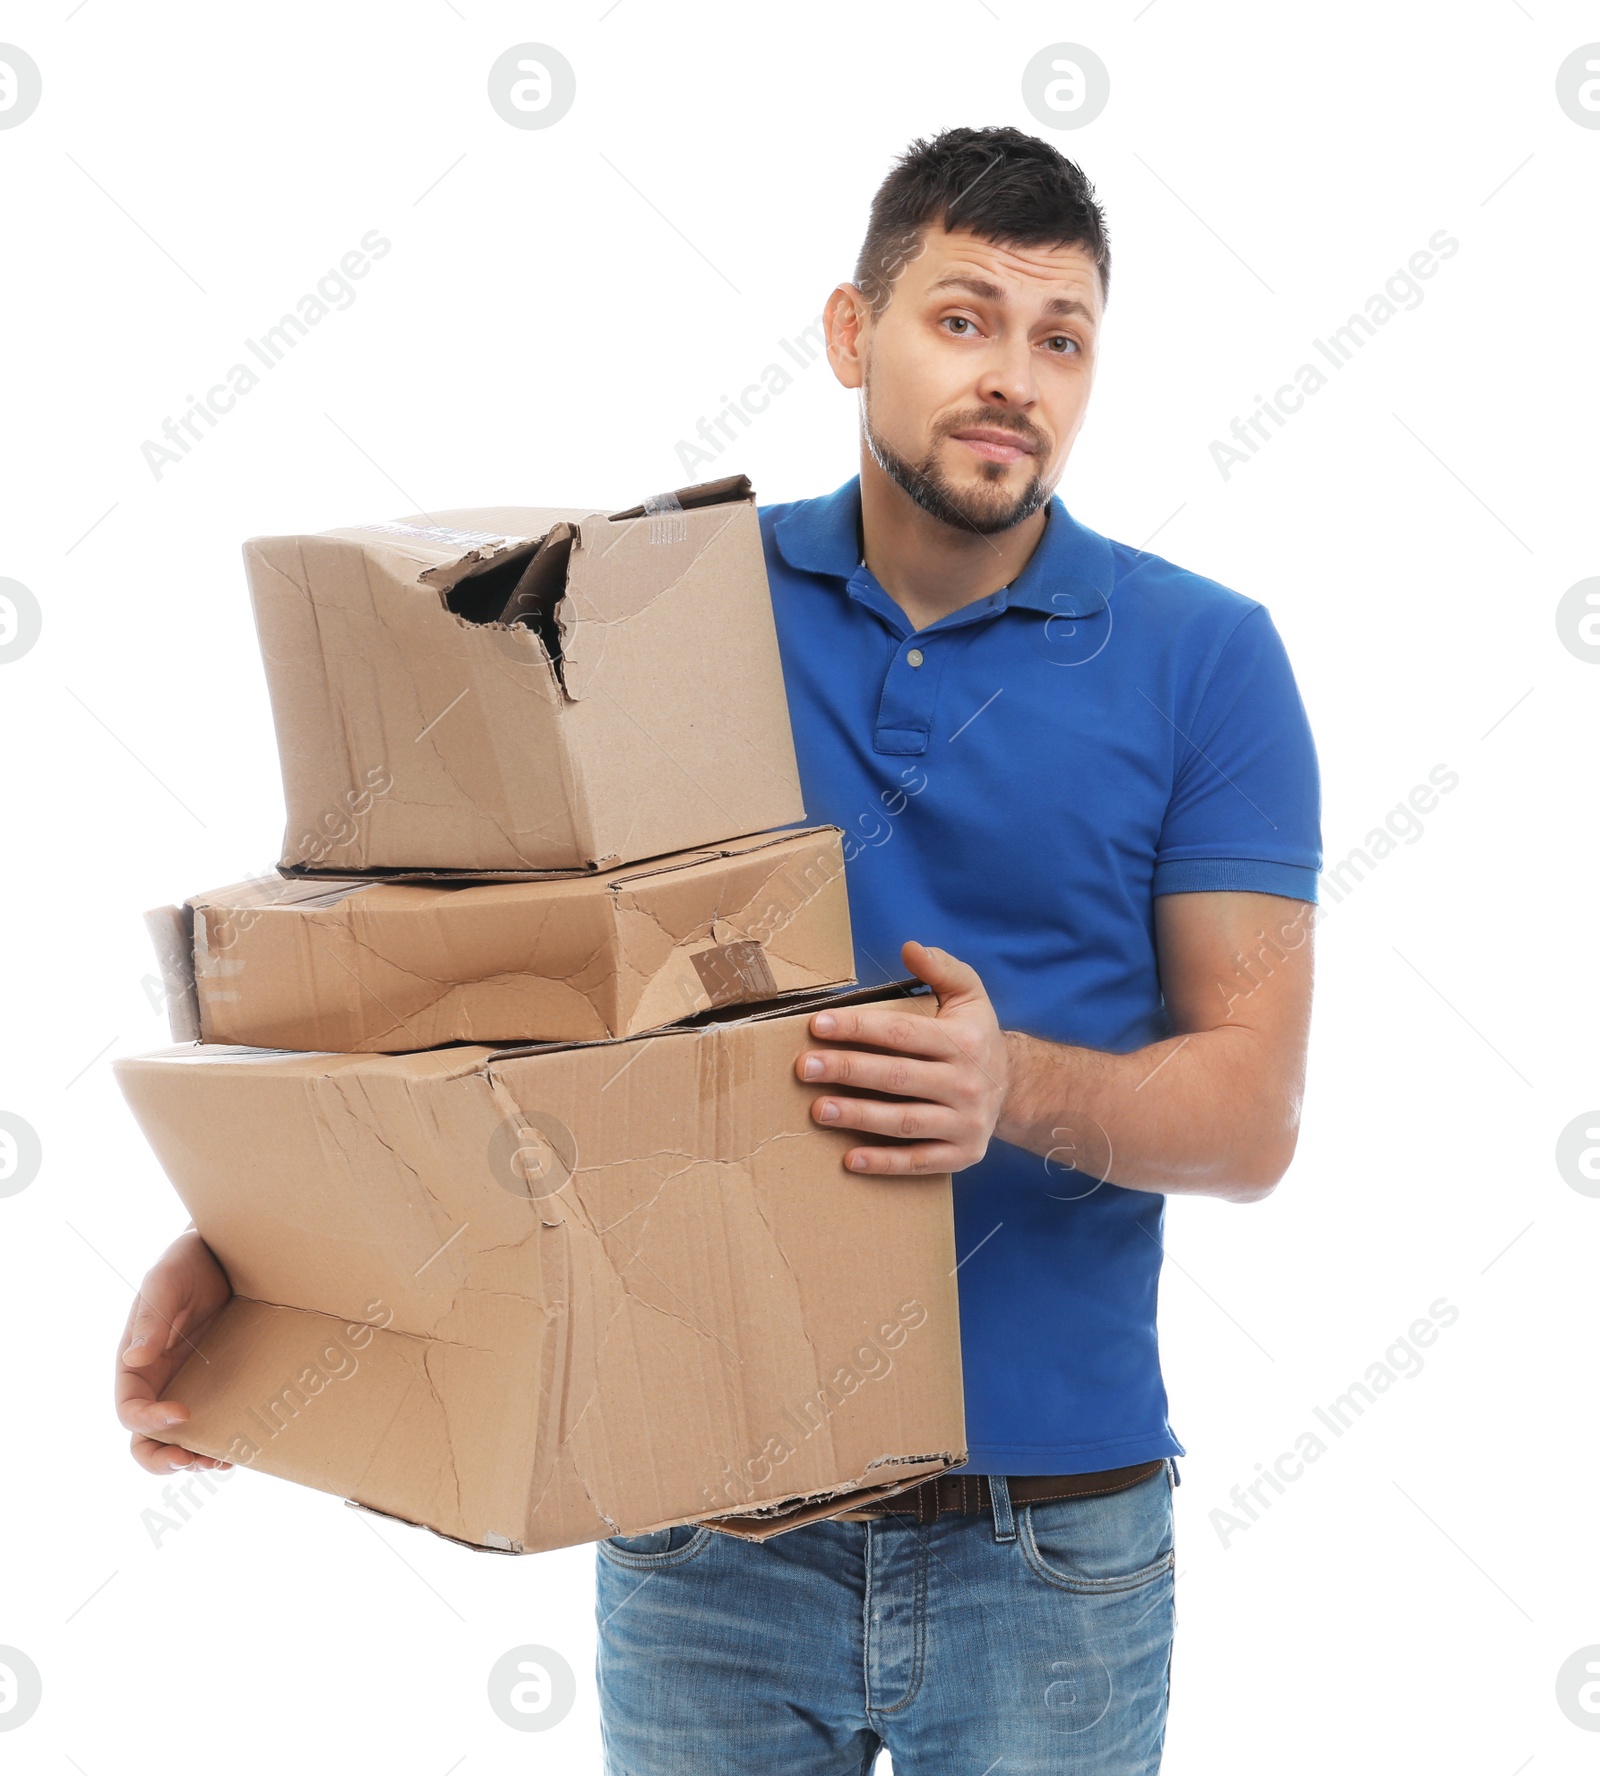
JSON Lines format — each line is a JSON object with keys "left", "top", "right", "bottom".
{"left": 853, "top": 225, "right": 1102, "bottom": 536}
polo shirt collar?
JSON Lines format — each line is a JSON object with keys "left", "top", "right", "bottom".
{"left": 771, "top": 476, "right": 865, "bottom": 581}
{"left": 772, "top": 475, "right": 1115, "bottom": 619}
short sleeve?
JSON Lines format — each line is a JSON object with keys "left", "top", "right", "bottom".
{"left": 1153, "top": 604, "right": 1322, "bottom": 902}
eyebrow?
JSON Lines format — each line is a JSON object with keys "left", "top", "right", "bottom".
{"left": 927, "top": 273, "right": 1095, "bottom": 322}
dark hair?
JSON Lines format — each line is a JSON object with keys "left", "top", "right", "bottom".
{"left": 853, "top": 125, "right": 1110, "bottom": 314}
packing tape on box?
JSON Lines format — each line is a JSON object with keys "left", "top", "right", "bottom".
{"left": 642, "top": 489, "right": 687, "bottom": 545}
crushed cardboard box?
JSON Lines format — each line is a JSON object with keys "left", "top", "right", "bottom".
{"left": 144, "top": 826, "right": 853, "bottom": 1053}
{"left": 245, "top": 473, "right": 805, "bottom": 878}
{"left": 114, "top": 980, "right": 966, "bottom": 1553}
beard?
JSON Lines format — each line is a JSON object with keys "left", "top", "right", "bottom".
{"left": 862, "top": 397, "right": 1054, "bottom": 537}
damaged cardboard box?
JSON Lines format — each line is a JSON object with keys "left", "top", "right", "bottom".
{"left": 144, "top": 826, "right": 853, "bottom": 1053}
{"left": 113, "top": 980, "right": 966, "bottom": 1554}
{"left": 246, "top": 473, "right": 806, "bottom": 878}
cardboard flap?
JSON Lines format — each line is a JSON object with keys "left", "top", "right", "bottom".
{"left": 341, "top": 1449, "right": 965, "bottom": 1553}
{"left": 606, "top": 474, "right": 753, "bottom": 520}
{"left": 437, "top": 537, "right": 546, "bottom": 621}
{"left": 271, "top": 827, "right": 848, "bottom": 895}
{"left": 485, "top": 977, "right": 930, "bottom": 1064}
{"left": 320, "top": 509, "right": 593, "bottom": 590}
{"left": 311, "top": 522, "right": 536, "bottom": 593}
{"left": 278, "top": 829, "right": 842, "bottom": 890}
{"left": 603, "top": 824, "right": 841, "bottom": 890}
{"left": 672, "top": 974, "right": 931, "bottom": 1034}
{"left": 343, "top": 1498, "right": 529, "bottom": 1556}
{"left": 703, "top": 1456, "right": 965, "bottom": 1541}
{"left": 277, "top": 858, "right": 611, "bottom": 886}
{"left": 190, "top": 875, "right": 375, "bottom": 912}
{"left": 441, "top": 525, "right": 578, "bottom": 674}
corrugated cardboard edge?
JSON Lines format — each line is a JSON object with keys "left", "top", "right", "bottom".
{"left": 342, "top": 1498, "right": 530, "bottom": 1555}
{"left": 700, "top": 1453, "right": 968, "bottom": 1541}
{"left": 484, "top": 974, "right": 932, "bottom": 1067}
{"left": 339, "top": 1444, "right": 967, "bottom": 1553}
{"left": 277, "top": 857, "right": 618, "bottom": 885}
{"left": 604, "top": 824, "right": 840, "bottom": 892}
{"left": 275, "top": 822, "right": 842, "bottom": 888}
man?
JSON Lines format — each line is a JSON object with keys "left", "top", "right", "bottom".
{"left": 118, "top": 126, "right": 1319, "bottom": 1773}
{"left": 592, "top": 127, "right": 1319, "bottom": 1772}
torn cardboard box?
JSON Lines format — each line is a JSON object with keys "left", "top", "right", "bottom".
{"left": 146, "top": 826, "right": 853, "bottom": 1053}
{"left": 113, "top": 980, "right": 966, "bottom": 1553}
{"left": 245, "top": 473, "right": 806, "bottom": 877}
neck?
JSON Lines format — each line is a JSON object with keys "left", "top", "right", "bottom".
{"left": 857, "top": 448, "right": 1050, "bottom": 632}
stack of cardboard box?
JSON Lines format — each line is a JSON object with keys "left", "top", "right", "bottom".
{"left": 117, "top": 476, "right": 965, "bottom": 1556}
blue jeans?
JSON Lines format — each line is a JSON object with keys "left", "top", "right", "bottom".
{"left": 595, "top": 1463, "right": 1175, "bottom": 1774}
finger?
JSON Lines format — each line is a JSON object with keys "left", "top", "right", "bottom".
{"left": 117, "top": 1382, "right": 193, "bottom": 1438}
{"left": 124, "top": 1305, "right": 214, "bottom": 1380}
{"left": 796, "top": 1046, "right": 949, "bottom": 1100}
{"left": 129, "top": 1433, "right": 231, "bottom": 1475}
{"left": 842, "top": 1140, "right": 964, "bottom": 1177}
{"left": 120, "top": 1283, "right": 188, "bottom": 1367}
{"left": 117, "top": 1330, "right": 185, "bottom": 1396}
{"left": 131, "top": 1435, "right": 194, "bottom": 1474}
{"left": 900, "top": 940, "right": 989, "bottom": 1007}
{"left": 810, "top": 1003, "right": 955, "bottom": 1060}
{"left": 813, "top": 1094, "right": 965, "bottom": 1145}
{"left": 116, "top": 1332, "right": 198, "bottom": 1423}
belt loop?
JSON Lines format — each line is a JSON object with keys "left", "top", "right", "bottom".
{"left": 989, "top": 1474, "right": 1017, "bottom": 1543}
{"left": 1167, "top": 1457, "right": 1182, "bottom": 1488}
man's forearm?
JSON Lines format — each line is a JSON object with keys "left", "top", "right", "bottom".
{"left": 993, "top": 1025, "right": 1301, "bottom": 1202}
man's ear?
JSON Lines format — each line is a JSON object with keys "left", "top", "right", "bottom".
{"left": 824, "top": 283, "right": 871, "bottom": 391}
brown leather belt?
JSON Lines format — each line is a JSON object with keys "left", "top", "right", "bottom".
{"left": 832, "top": 1460, "right": 1166, "bottom": 1524}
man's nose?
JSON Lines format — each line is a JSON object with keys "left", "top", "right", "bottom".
{"left": 977, "top": 332, "right": 1038, "bottom": 411}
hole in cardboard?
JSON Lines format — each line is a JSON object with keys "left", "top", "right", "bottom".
{"left": 444, "top": 526, "right": 577, "bottom": 687}
{"left": 444, "top": 542, "right": 540, "bottom": 624}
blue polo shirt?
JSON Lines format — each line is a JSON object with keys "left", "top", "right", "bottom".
{"left": 761, "top": 477, "right": 1321, "bottom": 1474}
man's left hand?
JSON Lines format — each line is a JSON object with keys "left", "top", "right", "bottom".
{"left": 795, "top": 940, "right": 1009, "bottom": 1175}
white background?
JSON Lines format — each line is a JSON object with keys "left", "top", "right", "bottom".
{"left": 2, "top": 3, "right": 1596, "bottom": 1771}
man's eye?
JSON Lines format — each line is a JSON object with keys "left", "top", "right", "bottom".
{"left": 1045, "top": 335, "right": 1079, "bottom": 354}
{"left": 943, "top": 316, "right": 974, "bottom": 335}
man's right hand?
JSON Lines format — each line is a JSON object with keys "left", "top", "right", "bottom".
{"left": 116, "top": 1229, "right": 233, "bottom": 1473}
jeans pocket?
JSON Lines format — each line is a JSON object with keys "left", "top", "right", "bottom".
{"left": 597, "top": 1523, "right": 714, "bottom": 1570}
{"left": 1018, "top": 1468, "right": 1175, "bottom": 1594}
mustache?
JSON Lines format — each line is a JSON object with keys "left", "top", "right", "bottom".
{"left": 935, "top": 408, "right": 1050, "bottom": 454}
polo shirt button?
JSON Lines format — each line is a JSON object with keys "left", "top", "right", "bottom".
{"left": 906, "top": 647, "right": 924, "bottom": 667}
